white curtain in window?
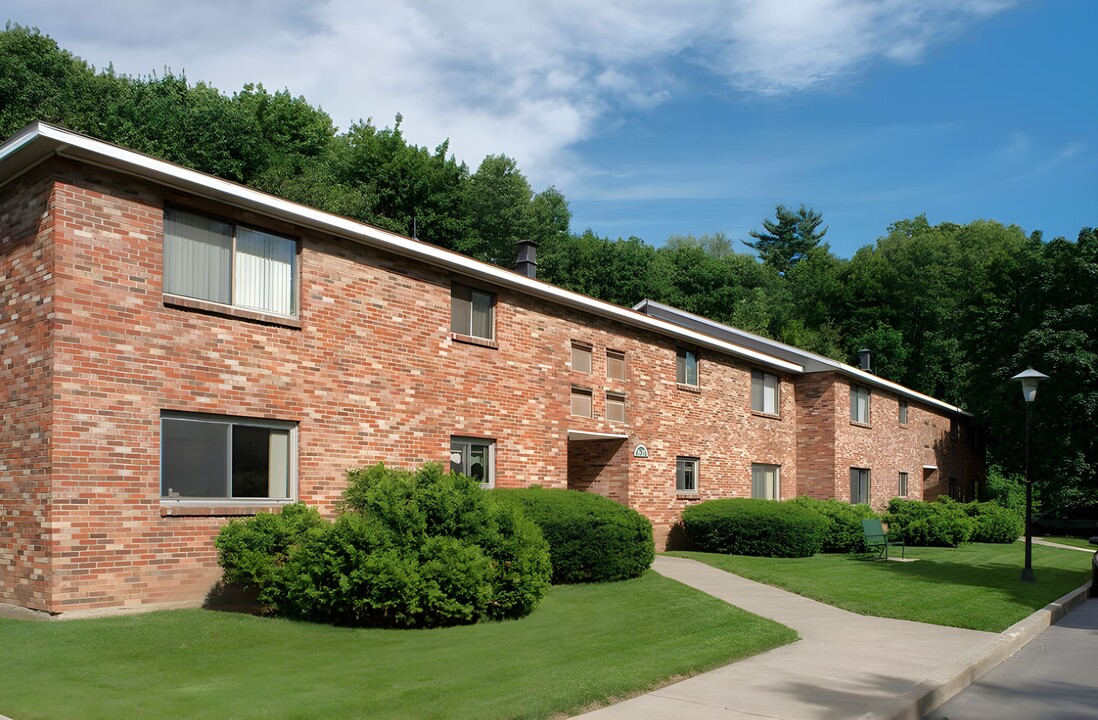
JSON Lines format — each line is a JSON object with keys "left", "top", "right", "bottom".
{"left": 235, "top": 227, "right": 295, "bottom": 315}
{"left": 164, "top": 209, "right": 232, "bottom": 304}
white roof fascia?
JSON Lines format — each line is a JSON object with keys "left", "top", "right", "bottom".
{"left": 635, "top": 299, "right": 972, "bottom": 417}
{"left": 0, "top": 123, "right": 802, "bottom": 375}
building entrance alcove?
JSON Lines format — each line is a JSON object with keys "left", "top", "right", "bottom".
{"left": 566, "top": 431, "right": 630, "bottom": 505}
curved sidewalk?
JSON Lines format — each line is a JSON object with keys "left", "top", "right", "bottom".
{"left": 575, "top": 555, "right": 1091, "bottom": 720}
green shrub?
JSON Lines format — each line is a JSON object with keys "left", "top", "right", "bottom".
{"left": 966, "top": 501, "right": 1024, "bottom": 543}
{"left": 490, "top": 488, "right": 654, "bottom": 583}
{"left": 681, "top": 498, "right": 825, "bottom": 558}
{"left": 885, "top": 498, "right": 975, "bottom": 547}
{"left": 985, "top": 465, "right": 1026, "bottom": 516}
{"left": 215, "top": 463, "right": 551, "bottom": 627}
{"left": 790, "top": 497, "right": 877, "bottom": 553}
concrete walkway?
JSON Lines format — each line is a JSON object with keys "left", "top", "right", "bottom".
{"left": 575, "top": 555, "right": 1092, "bottom": 720}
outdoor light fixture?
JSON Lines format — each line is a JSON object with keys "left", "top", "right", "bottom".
{"left": 1011, "top": 367, "right": 1049, "bottom": 583}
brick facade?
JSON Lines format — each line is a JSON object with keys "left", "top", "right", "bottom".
{"left": 0, "top": 128, "right": 985, "bottom": 615}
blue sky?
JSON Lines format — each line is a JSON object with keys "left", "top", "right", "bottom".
{"left": 6, "top": 1, "right": 1095, "bottom": 257}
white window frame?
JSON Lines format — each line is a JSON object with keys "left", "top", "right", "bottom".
{"left": 450, "top": 283, "right": 495, "bottom": 340}
{"left": 676, "top": 348, "right": 699, "bottom": 386}
{"left": 751, "top": 370, "right": 780, "bottom": 415}
{"left": 850, "top": 385, "right": 871, "bottom": 424}
{"left": 164, "top": 207, "right": 298, "bottom": 317}
{"left": 751, "top": 463, "right": 781, "bottom": 500}
{"left": 850, "top": 467, "right": 871, "bottom": 505}
{"left": 449, "top": 436, "right": 496, "bottom": 489}
{"left": 571, "top": 343, "right": 592, "bottom": 373}
{"left": 676, "top": 457, "right": 699, "bottom": 494}
{"left": 160, "top": 411, "right": 297, "bottom": 503}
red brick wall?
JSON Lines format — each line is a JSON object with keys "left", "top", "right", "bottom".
{"left": 2, "top": 157, "right": 982, "bottom": 613}
{"left": 0, "top": 170, "right": 56, "bottom": 612}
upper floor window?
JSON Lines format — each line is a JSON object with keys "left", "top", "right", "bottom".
{"left": 571, "top": 387, "right": 593, "bottom": 418}
{"left": 451, "top": 283, "right": 495, "bottom": 340}
{"left": 850, "top": 385, "right": 871, "bottom": 424}
{"left": 676, "top": 348, "right": 699, "bottom": 386}
{"left": 751, "top": 463, "right": 780, "bottom": 500}
{"left": 571, "top": 343, "right": 592, "bottom": 373}
{"left": 161, "top": 412, "right": 295, "bottom": 501}
{"left": 898, "top": 400, "right": 909, "bottom": 425}
{"left": 751, "top": 370, "right": 780, "bottom": 415}
{"left": 606, "top": 350, "right": 626, "bottom": 381}
{"left": 164, "top": 208, "right": 297, "bottom": 317}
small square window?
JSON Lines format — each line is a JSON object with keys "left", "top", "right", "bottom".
{"left": 571, "top": 343, "right": 592, "bottom": 373}
{"left": 751, "top": 370, "right": 780, "bottom": 415}
{"left": 751, "top": 464, "right": 781, "bottom": 500}
{"left": 850, "top": 467, "right": 871, "bottom": 504}
{"left": 450, "top": 436, "right": 495, "bottom": 488}
{"left": 606, "top": 392, "right": 626, "bottom": 423}
{"left": 676, "top": 457, "right": 699, "bottom": 493}
{"left": 451, "top": 283, "right": 495, "bottom": 340}
{"left": 850, "top": 385, "right": 870, "bottom": 424}
{"left": 899, "top": 400, "right": 909, "bottom": 425}
{"left": 606, "top": 350, "right": 626, "bottom": 381}
{"left": 571, "top": 387, "right": 593, "bottom": 418}
{"left": 898, "top": 471, "right": 909, "bottom": 497}
{"left": 676, "top": 348, "right": 699, "bottom": 386}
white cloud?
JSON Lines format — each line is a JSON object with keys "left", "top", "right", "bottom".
{"left": 5, "top": 0, "right": 1015, "bottom": 188}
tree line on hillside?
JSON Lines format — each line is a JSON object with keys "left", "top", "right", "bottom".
{"left": 2, "top": 25, "right": 1094, "bottom": 509}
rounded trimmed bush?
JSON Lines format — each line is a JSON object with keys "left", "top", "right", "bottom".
{"left": 885, "top": 497, "right": 975, "bottom": 547}
{"left": 490, "top": 488, "right": 654, "bottom": 583}
{"left": 216, "top": 463, "right": 552, "bottom": 627}
{"left": 681, "top": 498, "right": 826, "bottom": 558}
{"left": 966, "top": 501, "right": 1024, "bottom": 543}
{"left": 790, "top": 497, "right": 877, "bottom": 553}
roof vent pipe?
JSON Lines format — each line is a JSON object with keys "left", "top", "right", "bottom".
{"left": 858, "top": 348, "right": 872, "bottom": 373}
{"left": 516, "top": 239, "right": 538, "bottom": 279}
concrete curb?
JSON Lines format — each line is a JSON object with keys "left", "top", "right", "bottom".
{"left": 889, "top": 579, "right": 1093, "bottom": 720}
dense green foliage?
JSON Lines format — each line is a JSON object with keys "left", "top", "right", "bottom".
{"left": 790, "top": 497, "right": 877, "bottom": 553}
{"left": 4, "top": 24, "right": 1095, "bottom": 509}
{"left": 681, "top": 498, "right": 826, "bottom": 557}
{"left": 884, "top": 498, "right": 975, "bottom": 547}
{"left": 216, "top": 464, "right": 551, "bottom": 627}
{"left": 490, "top": 488, "right": 654, "bottom": 583}
{"left": 965, "top": 501, "right": 1024, "bottom": 544}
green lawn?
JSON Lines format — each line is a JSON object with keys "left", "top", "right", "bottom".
{"left": 1037, "top": 535, "right": 1098, "bottom": 550}
{"left": 0, "top": 572, "right": 795, "bottom": 720}
{"left": 669, "top": 542, "right": 1092, "bottom": 633}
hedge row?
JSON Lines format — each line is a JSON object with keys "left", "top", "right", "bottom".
{"left": 681, "top": 498, "right": 826, "bottom": 557}
{"left": 490, "top": 488, "right": 654, "bottom": 583}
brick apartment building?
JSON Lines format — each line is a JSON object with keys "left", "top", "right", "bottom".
{"left": 0, "top": 123, "right": 983, "bottom": 616}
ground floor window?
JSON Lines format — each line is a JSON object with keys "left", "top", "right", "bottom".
{"left": 751, "top": 463, "right": 781, "bottom": 499}
{"left": 450, "top": 436, "right": 495, "bottom": 488}
{"left": 898, "top": 471, "right": 909, "bottom": 497}
{"left": 161, "top": 412, "right": 295, "bottom": 500}
{"left": 676, "top": 457, "right": 699, "bottom": 494}
{"left": 850, "top": 467, "right": 871, "bottom": 504}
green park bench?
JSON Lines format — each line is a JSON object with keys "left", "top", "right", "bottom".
{"left": 861, "top": 518, "right": 905, "bottom": 560}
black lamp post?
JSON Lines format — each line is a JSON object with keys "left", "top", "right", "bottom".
{"left": 1011, "top": 367, "right": 1048, "bottom": 583}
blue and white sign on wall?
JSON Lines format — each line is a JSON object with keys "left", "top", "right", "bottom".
{"left": 633, "top": 444, "right": 649, "bottom": 459}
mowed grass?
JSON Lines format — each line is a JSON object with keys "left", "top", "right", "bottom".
{"left": 670, "top": 542, "right": 1092, "bottom": 633}
{"left": 0, "top": 572, "right": 795, "bottom": 720}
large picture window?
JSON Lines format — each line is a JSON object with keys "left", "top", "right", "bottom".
{"left": 751, "top": 370, "right": 780, "bottom": 415}
{"left": 161, "top": 413, "right": 295, "bottom": 500}
{"left": 451, "top": 283, "right": 495, "bottom": 340}
{"left": 450, "top": 437, "right": 495, "bottom": 488}
{"left": 164, "top": 208, "right": 297, "bottom": 316}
